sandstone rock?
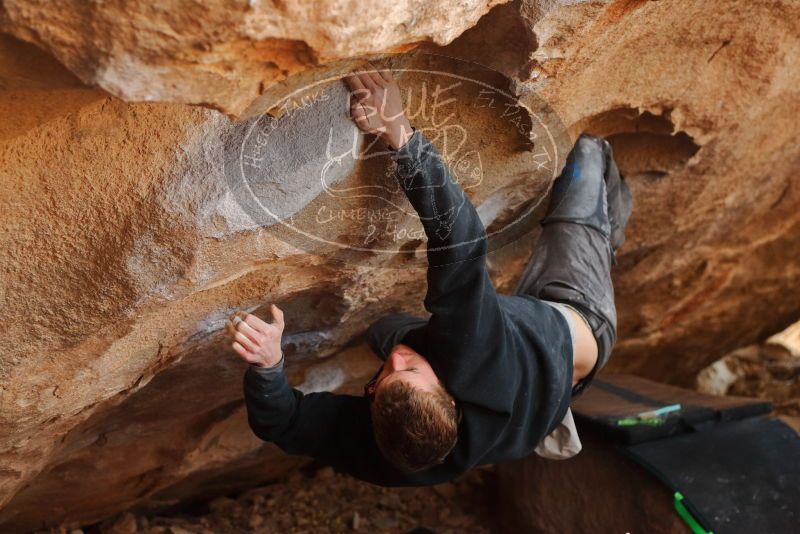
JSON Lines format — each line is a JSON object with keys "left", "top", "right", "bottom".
{"left": 247, "top": 512, "right": 263, "bottom": 529}
{"left": 0, "top": 0, "right": 509, "bottom": 116}
{"left": 432, "top": 482, "right": 458, "bottom": 500}
{"left": 517, "top": 0, "right": 800, "bottom": 386}
{"left": 697, "top": 319, "right": 800, "bottom": 419}
{"left": 494, "top": 429, "right": 689, "bottom": 533}
{"left": 768, "top": 318, "right": 800, "bottom": 358}
{"left": 103, "top": 513, "right": 138, "bottom": 534}
{"left": 315, "top": 466, "right": 335, "bottom": 480}
{"left": 1, "top": 0, "right": 799, "bottom": 531}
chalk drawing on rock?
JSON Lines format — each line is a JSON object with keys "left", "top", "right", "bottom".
{"left": 224, "top": 52, "right": 569, "bottom": 265}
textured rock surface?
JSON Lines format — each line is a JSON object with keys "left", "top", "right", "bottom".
{"left": 494, "top": 429, "right": 688, "bottom": 533}
{"left": 90, "top": 467, "right": 496, "bottom": 533}
{"left": 0, "top": 0, "right": 509, "bottom": 117}
{"left": 697, "top": 319, "right": 800, "bottom": 420}
{"left": 1, "top": 0, "right": 800, "bottom": 531}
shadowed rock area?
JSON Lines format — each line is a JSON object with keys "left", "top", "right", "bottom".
{"left": 90, "top": 467, "right": 497, "bottom": 533}
{"left": 1, "top": 0, "right": 799, "bottom": 531}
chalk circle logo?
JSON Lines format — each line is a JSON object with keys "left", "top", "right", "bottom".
{"left": 224, "top": 52, "right": 570, "bottom": 266}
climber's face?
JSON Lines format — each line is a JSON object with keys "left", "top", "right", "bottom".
{"left": 367, "top": 344, "right": 441, "bottom": 396}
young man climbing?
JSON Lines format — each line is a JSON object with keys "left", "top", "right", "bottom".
{"left": 228, "top": 68, "right": 632, "bottom": 485}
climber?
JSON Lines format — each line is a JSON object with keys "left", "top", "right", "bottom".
{"left": 229, "top": 67, "right": 632, "bottom": 485}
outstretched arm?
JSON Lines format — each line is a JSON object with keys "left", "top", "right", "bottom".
{"left": 345, "top": 69, "right": 508, "bottom": 390}
{"left": 228, "top": 307, "right": 385, "bottom": 479}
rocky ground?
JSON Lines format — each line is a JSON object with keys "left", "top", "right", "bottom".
{"left": 697, "top": 321, "right": 800, "bottom": 420}
{"left": 48, "top": 466, "right": 497, "bottom": 534}
{"left": 724, "top": 350, "right": 799, "bottom": 418}
{"left": 4, "top": 0, "right": 800, "bottom": 529}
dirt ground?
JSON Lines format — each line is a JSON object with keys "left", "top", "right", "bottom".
{"left": 697, "top": 336, "right": 800, "bottom": 430}
{"left": 60, "top": 466, "right": 499, "bottom": 534}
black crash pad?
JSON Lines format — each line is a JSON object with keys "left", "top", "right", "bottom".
{"left": 572, "top": 374, "right": 772, "bottom": 444}
{"left": 624, "top": 416, "right": 800, "bottom": 534}
{"left": 570, "top": 374, "right": 797, "bottom": 533}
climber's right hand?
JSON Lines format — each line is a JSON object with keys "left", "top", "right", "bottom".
{"left": 345, "top": 66, "right": 413, "bottom": 150}
{"left": 226, "top": 304, "right": 285, "bottom": 368}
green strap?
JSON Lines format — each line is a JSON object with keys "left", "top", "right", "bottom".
{"left": 673, "top": 492, "right": 713, "bottom": 534}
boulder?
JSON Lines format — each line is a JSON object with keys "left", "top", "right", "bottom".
{"left": 1, "top": 0, "right": 799, "bottom": 530}
{"left": 494, "top": 429, "right": 688, "bottom": 533}
{"left": 0, "top": 0, "right": 509, "bottom": 117}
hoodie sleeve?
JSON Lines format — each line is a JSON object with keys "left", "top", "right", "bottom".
{"left": 243, "top": 362, "right": 379, "bottom": 469}
{"left": 390, "top": 130, "right": 511, "bottom": 394}
{"left": 243, "top": 360, "right": 454, "bottom": 486}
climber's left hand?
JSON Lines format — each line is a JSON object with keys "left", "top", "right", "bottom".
{"left": 226, "top": 305, "right": 284, "bottom": 368}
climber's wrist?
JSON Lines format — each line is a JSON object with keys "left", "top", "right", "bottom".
{"left": 250, "top": 351, "right": 284, "bottom": 373}
{"left": 252, "top": 345, "right": 283, "bottom": 368}
{"left": 383, "top": 117, "right": 414, "bottom": 150}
